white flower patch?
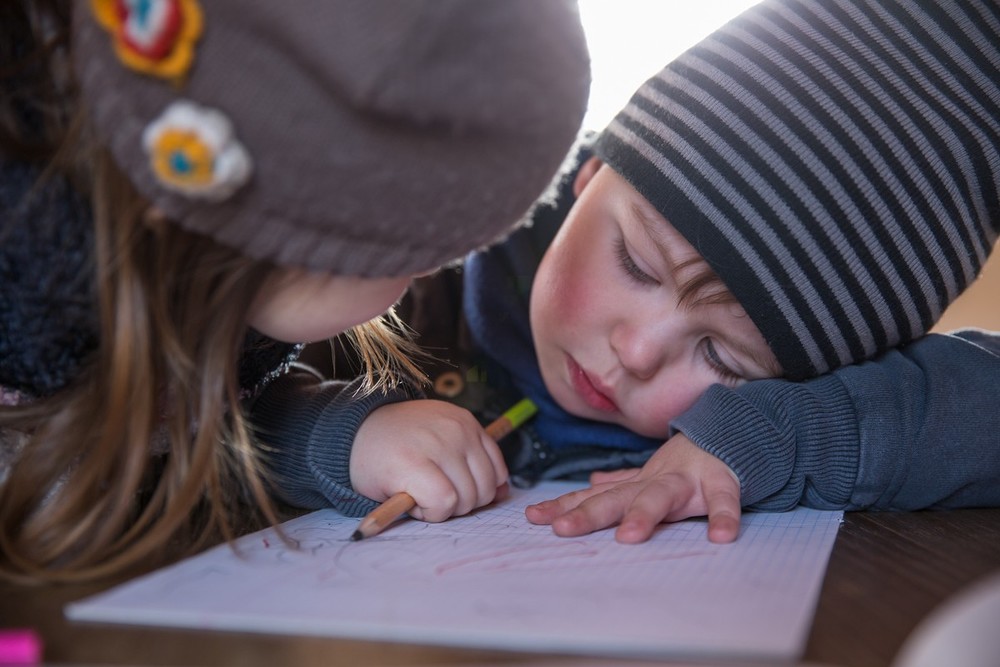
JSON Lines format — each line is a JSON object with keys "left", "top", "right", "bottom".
{"left": 142, "top": 100, "right": 253, "bottom": 201}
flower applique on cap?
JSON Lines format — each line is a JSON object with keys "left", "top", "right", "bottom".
{"left": 90, "top": 0, "right": 204, "bottom": 81}
{"left": 142, "top": 100, "right": 253, "bottom": 201}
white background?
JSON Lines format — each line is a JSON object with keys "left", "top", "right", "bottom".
{"left": 579, "top": 1, "right": 761, "bottom": 130}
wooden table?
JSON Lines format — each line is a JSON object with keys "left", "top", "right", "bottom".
{"left": 2, "top": 508, "right": 999, "bottom": 667}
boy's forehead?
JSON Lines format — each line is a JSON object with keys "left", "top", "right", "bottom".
{"left": 604, "top": 165, "right": 703, "bottom": 267}
{"left": 603, "top": 164, "right": 781, "bottom": 376}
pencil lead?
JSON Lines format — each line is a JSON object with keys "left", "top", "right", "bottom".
{"left": 351, "top": 530, "right": 364, "bottom": 541}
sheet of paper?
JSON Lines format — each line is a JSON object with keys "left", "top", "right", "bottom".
{"left": 66, "top": 482, "right": 842, "bottom": 661}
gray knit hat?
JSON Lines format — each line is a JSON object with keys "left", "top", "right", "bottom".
{"left": 595, "top": 0, "right": 1000, "bottom": 380}
{"left": 72, "top": 0, "right": 590, "bottom": 277}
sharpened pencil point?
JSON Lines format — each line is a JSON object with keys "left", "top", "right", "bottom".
{"left": 351, "top": 530, "right": 363, "bottom": 541}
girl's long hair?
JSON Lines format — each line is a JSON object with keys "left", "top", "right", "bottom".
{"left": 0, "top": 0, "right": 424, "bottom": 582}
{"left": 1, "top": 152, "right": 280, "bottom": 581}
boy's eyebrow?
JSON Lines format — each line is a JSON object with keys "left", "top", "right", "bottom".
{"left": 627, "top": 201, "right": 783, "bottom": 378}
{"left": 627, "top": 200, "right": 683, "bottom": 281}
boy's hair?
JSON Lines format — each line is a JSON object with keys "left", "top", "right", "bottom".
{"left": 674, "top": 257, "right": 737, "bottom": 312}
{"left": 595, "top": 0, "right": 1000, "bottom": 380}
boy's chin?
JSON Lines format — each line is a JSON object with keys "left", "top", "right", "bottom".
{"left": 541, "top": 368, "right": 668, "bottom": 438}
{"left": 559, "top": 396, "right": 671, "bottom": 440}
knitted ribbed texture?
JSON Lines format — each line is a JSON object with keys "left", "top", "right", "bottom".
{"left": 595, "top": 0, "right": 1000, "bottom": 379}
{"left": 72, "top": 0, "right": 590, "bottom": 277}
{"left": 676, "top": 330, "right": 1000, "bottom": 512}
{"left": 673, "top": 375, "right": 858, "bottom": 508}
{"left": 837, "top": 330, "right": 1000, "bottom": 509}
{"left": 250, "top": 371, "right": 418, "bottom": 516}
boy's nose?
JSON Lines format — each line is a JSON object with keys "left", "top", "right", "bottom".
{"left": 609, "top": 315, "right": 675, "bottom": 381}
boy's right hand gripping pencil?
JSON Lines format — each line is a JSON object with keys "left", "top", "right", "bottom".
{"left": 352, "top": 399, "right": 537, "bottom": 540}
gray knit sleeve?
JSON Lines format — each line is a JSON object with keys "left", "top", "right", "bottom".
{"left": 249, "top": 366, "right": 421, "bottom": 516}
{"left": 671, "top": 374, "right": 857, "bottom": 510}
{"left": 672, "top": 331, "right": 1000, "bottom": 512}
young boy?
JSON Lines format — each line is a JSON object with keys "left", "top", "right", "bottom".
{"left": 523, "top": 0, "right": 1000, "bottom": 543}
{"left": 258, "top": 0, "right": 1000, "bottom": 537}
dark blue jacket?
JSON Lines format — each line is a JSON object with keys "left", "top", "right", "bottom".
{"left": 256, "top": 147, "right": 1000, "bottom": 514}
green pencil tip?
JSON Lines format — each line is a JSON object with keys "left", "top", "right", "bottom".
{"left": 505, "top": 398, "right": 538, "bottom": 428}
{"left": 351, "top": 530, "right": 363, "bottom": 541}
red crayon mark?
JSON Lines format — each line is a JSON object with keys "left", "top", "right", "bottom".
{"left": 435, "top": 542, "right": 598, "bottom": 576}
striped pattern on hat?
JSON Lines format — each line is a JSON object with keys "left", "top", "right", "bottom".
{"left": 594, "top": 0, "right": 1000, "bottom": 380}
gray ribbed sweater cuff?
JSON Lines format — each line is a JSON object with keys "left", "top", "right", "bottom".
{"left": 251, "top": 372, "right": 418, "bottom": 516}
{"left": 671, "top": 375, "right": 858, "bottom": 509}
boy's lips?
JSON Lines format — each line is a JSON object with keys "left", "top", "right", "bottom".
{"left": 567, "top": 356, "right": 618, "bottom": 413}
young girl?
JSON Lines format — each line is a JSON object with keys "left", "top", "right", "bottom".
{"left": 0, "top": 0, "right": 589, "bottom": 581}
{"left": 359, "top": 0, "right": 1000, "bottom": 542}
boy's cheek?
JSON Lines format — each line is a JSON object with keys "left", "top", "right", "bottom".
{"left": 538, "top": 265, "right": 595, "bottom": 321}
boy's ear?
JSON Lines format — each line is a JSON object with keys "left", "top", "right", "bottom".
{"left": 573, "top": 156, "right": 603, "bottom": 197}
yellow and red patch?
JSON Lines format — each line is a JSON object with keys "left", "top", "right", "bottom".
{"left": 90, "top": 0, "right": 203, "bottom": 81}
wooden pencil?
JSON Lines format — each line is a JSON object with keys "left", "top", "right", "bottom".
{"left": 351, "top": 398, "right": 537, "bottom": 541}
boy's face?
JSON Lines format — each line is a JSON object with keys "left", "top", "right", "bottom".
{"left": 530, "top": 159, "right": 781, "bottom": 439}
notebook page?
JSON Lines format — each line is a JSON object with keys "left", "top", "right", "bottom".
{"left": 67, "top": 481, "right": 842, "bottom": 661}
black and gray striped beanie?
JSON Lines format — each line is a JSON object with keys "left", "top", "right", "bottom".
{"left": 594, "top": 0, "right": 1000, "bottom": 380}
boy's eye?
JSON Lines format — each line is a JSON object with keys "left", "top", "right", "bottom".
{"left": 615, "top": 236, "right": 658, "bottom": 286}
{"left": 703, "top": 338, "right": 742, "bottom": 383}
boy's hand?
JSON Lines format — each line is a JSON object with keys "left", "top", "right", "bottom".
{"left": 350, "top": 400, "right": 508, "bottom": 522}
{"left": 524, "top": 433, "right": 741, "bottom": 543}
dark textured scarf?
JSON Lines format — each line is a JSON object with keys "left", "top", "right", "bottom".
{"left": 0, "top": 159, "right": 299, "bottom": 401}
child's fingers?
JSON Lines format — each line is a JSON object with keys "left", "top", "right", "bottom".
{"left": 524, "top": 484, "right": 609, "bottom": 524}
{"left": 438, "top": 458, "right": 483, "bottom": 518}
{"left": 613, "top": 480, "right": 680, "bottom": 544}
{"left": 481, "top": 434, "right": 509, "bottom": 487}
{"left": 589, "top": 468, "right": 639, "bottom": 485}
{"left": 706, "top": 510, "right": 741, "bottom": 543}
{"left": 405, "top": 465, "right": 468, "bottom": 522}
{"left": 464, "top": 438, "right": 506, "bottom": 510}
{"left": 549, "top": 484, "right": 637, "bottom": 537}
{"left": 703, "top": 478, "right": 742, "bottom": 543}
